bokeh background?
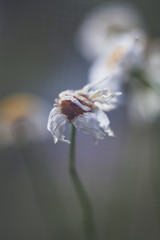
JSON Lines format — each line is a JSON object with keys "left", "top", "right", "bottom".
{"left": 0, "top": 0, "right": 160, "bottom": 239}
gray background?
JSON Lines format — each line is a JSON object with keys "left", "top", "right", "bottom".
{"left": 0, "top": 0, "right": 160, "bottom": 240}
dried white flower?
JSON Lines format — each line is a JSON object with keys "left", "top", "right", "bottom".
{"left": 76, "top": 3, "right": 144, "bottom": 60}
{"left": 47, "top": 81, "right": 121, "bottom": 144}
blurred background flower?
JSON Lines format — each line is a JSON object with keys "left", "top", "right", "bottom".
{"left": 78, "top": 2, "right": 160, "bottom": 126}
{"left": 128, "top": 40, "right": 160, "bottom": 125}
{"left": 0, "top": 93, "right": 49, "bottom": 147}
{"left": 76, "top": 3, "right": 145, "bottom": 60}
{"left": 88, "top": 31, "right": 146, "bottom": 91}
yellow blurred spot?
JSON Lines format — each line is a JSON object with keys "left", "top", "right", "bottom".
{"left": 107, "top": 46, "right": 124, "bottom": 68}
{"left": 0, "top": 94, "right": 40, "bottom": 122}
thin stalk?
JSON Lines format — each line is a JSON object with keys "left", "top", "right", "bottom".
{"left": 69, "top": 124, "right": 76, "bottom": 170}
{"left": 70, "top": 168, "right": 97, "bottom": 240}
{"left": 132, "top": 69, "right": 160, "bottom": 96}
{"left": 69, "top": 125, "right": 97, "bottom": 239}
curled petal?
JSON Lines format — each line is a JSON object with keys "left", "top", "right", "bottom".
{"left": 96, "top": 109, "right": 114, "bottom": 136}
{"left": 61, "top": 96, "right": 91, "bottom": 111}
{"left": 47, "top": 107, "right": 70, "bottom": 143}
{"left": 73, "top": 110, "right": 113, "bottom": 144}
{"left": 73, "top": 112, "right": 105, "bottom": 144}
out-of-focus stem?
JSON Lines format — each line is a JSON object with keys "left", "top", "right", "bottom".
{"left": 69, "top": 124, "right": 76, "bottom": 170}
{"left": 70, "top": 168, "right": 97, "bottom": 240}
{"left": 69, "top": 125, "right": 97, "bottom": 239}
{"left": 132, "top": 69, "right": 160, "bottom": 96}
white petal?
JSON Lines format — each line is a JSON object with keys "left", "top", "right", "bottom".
{"left": 73, "top": 112, "right": 106, "bottom": 143}
{"left": 89, "top": 88, "right": 113, "bottom": 102}
{"left": 75, "top": 94, "right": 93, "bottom": 106}
{"left": 54, "top": 119, "right": 70, "bottom": 144}
{"left": 61, "top": 96, "right": 91, "bottom": 111}
{"left": 47, "top": 107, "right": 70, "bottom": 144}
{"left": 94, "top": 102, "right": 116, "bottom": 112}
{"left": 59, "top": 90, "right": 74, "bottom": 98}
{"left": 96, "top": 109, "right": 114, "bottom": 136}
{"left": 87, "top": 88, "right": 121, "bottom": 111}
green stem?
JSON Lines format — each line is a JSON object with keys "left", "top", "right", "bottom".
{"left": 68, "top": 125, "right": 97, "bottom": 239}
{"left": 132, "top": 69, "right": 160, "bottom": 96}
{"left": 70, "top": 168, "right": 97, "bottom": 240}
{"left": 69, "top": 124, "right": 76, "bottom": 170}
{"left": 139, "top": 75, "right": 160, "bottom": 96}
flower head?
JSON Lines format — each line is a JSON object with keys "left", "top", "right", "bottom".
{"left": 76, "top": 3, "right": 144, "bottom": 60}
{"left": 47, "top": 82, "right": 120, "bottom": 144}
{"left": 89, "top": 31, "right": 146, "bottom": 92}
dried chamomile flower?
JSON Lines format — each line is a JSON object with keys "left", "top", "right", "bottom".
{"left": 47, "top": 81, "right": 121, "bottom": 144}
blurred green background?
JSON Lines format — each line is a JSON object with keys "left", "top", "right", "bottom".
{"left": 0, "top": 0, "right": 160, "bottom": 239}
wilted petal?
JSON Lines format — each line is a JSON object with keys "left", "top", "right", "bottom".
{"left": 89, "top": 88, "right": 115, "bottom": 102}
{"left": 61, "top": 95, "right": 91, "bottom": 111}
{"left": 73, "top": 112, "right": 106, "bottom": 143}
{"left": 96, "top": 109, "right": 114, "bottom": 136}
{"left": 47, "top": 107, "right": 69, "bottom": 143}
{"left": 54, "top": 120, "right": 70, "bottom": 144}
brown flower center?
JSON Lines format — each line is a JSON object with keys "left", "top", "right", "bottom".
{"left": 60, "top": 96, "right": 93, "bottom": 121}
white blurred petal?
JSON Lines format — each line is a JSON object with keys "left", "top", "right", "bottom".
{"left": 76, "top": 3, "right": 144, "bottom": 60}
{"left": 129, "top": 88, "right": 160, "bottom": 125}
{"left": 89, "top": 31, "right": 146, "bottom": 91}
